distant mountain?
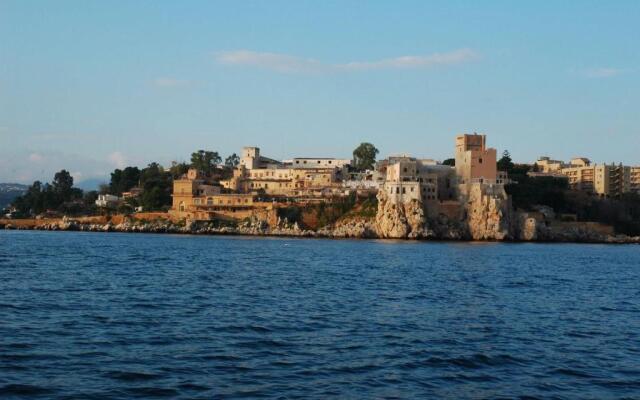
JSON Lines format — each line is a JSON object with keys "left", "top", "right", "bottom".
{"left": 76, "top": 178, "right": 108, "bottom": 191}
{"left": 0, "top": 183, "right": 29, "bottom": 208}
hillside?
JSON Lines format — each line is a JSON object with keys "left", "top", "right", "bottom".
{"left": 0, "top": 183, "right": 28, "bottom": 208}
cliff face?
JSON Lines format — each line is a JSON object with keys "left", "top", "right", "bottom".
{"left": 374, "top": 190, "right": 431, "bottom": 239}
{"left": 464, "top": 184, "right": 513, "bottom": 241}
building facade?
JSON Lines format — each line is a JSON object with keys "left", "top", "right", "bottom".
{"left": 631, "top": 166, "right": 640, "bottom": 193}
{"left": 455, "top": 133, "right": 498, "bottom": 185}
{"left": 541, "top": 156, "right": 633, "bottom": 197}
{"left": 220, "top": 147, "right": 350, "bottom": 198}
{"left": 381, "top": 157, "right": 457, "bottom": 205}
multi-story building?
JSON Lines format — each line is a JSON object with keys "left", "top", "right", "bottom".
{"left": 631, "top": 166, "right": 640, "bottom": 193}
{"left": 171, "top": 168, "right": 260, "bottom": 220}
{"left": 221, "top": 147, "right": 349, "bottom": 198}
{"left": 536, "top": 157, "right": 568, "bottom": 173}
{"left": 548, "top": 157, "right": 633, "bottom": 197}
{"left": 381, "top": 156, "right": 457, "bottom": 205}
{"left": 285, "top": 158, "right": 351, "bottom": 169}
{"left": 455, "top": 133, "right": 498, "bottom": 186}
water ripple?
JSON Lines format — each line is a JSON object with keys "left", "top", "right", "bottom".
{"left": 1, "top": 231, "right": 639, "bottom": 398}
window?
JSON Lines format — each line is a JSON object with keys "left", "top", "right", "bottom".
{"left": 207, "top": 198, "right": 213, "bottom": 205}
{"left": 402, "top": 187, "right": 406, "bottom": 194}
{"left": 479, "top": 158, "right": 483, "bottom": 164}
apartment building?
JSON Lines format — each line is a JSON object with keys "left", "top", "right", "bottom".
{"left": 631, "top": 166, "right": 640, "bottom": 193}
{"left": 536, "top": 157, "right": 568, "bottom": 173}
{"left": 541, "top": 156, "right": 633, "bottom": 197}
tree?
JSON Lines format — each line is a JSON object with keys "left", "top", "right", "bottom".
{"left": 139, "top": 163, "right": 172, "bottom": 211}
{"left": 442, "top": 158, "right": 455, "bottom": 166}
{"left": 352, "top": 143, "right": 379, "bottom": 171}
{"left": 109, "top": 166, "right": 141, "bottom": 195}
{"left": 497, "top": 150, "right": 514, "bottom": 173}
{"left": 52, "top": 170, "right": 74, "bottom": 197}
{"left": 190, "top": 150, "right": 221, "bottom": 175}
{"left": 225, "top": 153, "right": 240, "bottom": 168}
{"left": 11, "top": 170, "right": 84, "bottom": 216}
{"left": 169, "top": 161, "right": 189, "bottom": 179}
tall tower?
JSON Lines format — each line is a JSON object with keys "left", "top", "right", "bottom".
{"left": 240, "top": 147, "right": 260, "bottom": 170}
{"left": 454, "top": 133, "right": 497, "bottom": 185}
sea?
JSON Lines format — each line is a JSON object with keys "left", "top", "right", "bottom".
{"left": 1, "top": 230, "right": 639, "bottom": 399}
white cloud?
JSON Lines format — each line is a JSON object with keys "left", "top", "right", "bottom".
{"left": 28, "top": 153, "right": 44, "bottom": 163}
{"left": 215, "top": 48, "right": 478, "bottom": 73}
{"left": 152, "top": 77, "right": 191, "bottom": 88}
{"left": 71, "top": 171, "right": 83, "bottom": 182}
{"left": 581, "top": 67, "right": 625, "bottom": 79}
{"left": 108, "top": 151, "right": 127, "bottom": 169}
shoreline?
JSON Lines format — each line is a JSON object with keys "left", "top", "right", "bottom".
{"left": 2, "top": 219, "right": 639, "bottom": 245}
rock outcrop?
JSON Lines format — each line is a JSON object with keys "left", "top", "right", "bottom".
{"left": 374, "top": 190, "right": 432, "bottom": 239}
{"left": 465, "top": 184, "right": 512, "bottom": 240}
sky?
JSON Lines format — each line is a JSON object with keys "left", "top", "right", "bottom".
{"left": 1, "top": 0, "right": 639, "bottom": 185}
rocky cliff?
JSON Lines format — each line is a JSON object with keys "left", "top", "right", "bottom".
{"left": 374, "top": 189, "right": 432, "bottom": 239}
{"left": 464, "top": 184, "right": 513, "bottom": 240}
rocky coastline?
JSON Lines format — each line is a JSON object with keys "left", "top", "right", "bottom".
{"left": 1, "top": 214, "right": 639, "bottom": 244}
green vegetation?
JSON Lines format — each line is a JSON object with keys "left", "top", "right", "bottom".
{"left": 10, "top": 148, "right": 219, "bottom": 216}
{"left": 277, "top": 206, "right": 302, "bottom": 224}
{"left": 442, "top": 158, "right": 455, "bottom": 166}
{"left": 139, "top": 163, "right": 172, "bottom": 211}
{"left": 313, "top": 193, "right": 358, "bottom": 227}
{"left": 505, "top": 163, "right": 640, "bottom": 236}
{"left": 352, "top": 143, "right": 379, "bottom": 171}
{"left": 190, "top": 150, "right": 221, "bottom": 175}
{"left": 349, "top": 194, "right": 378, "bottom": 218}
{"left": 169, "top": 162, "right": 190, "bottom": 179}
{"left": 497, "top": 150, "right": 514, "bottom": 172}
{"left": 11, "top": 170, "right": 90, "bottom": 217}
{"left": 225, "top": 153, "right": 240, "bottom": 168}
{"left": 109, "top": 167, "right": 140, "bottom": 195}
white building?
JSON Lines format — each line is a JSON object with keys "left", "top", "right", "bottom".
{"left": 95, "top": 194, "right": 120, "bottom": 208}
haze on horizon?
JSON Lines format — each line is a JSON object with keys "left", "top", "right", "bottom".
{"left": 1, "top": 0, "right": 638, "bottom": 185}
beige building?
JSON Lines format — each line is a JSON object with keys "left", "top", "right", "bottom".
{"left": 562, "top": 163, "right": 631, "bottom": 197}
{"left": 540, "top": 156, "right": 633, "bottom": 197}
{"left": 631, "top": 166, "right": 640, "bottom": 193}
{"left": 170, "top": 169, "right": 262, "bottom": 220}
{"left": 285, "top": 157, "right": 351, "bottom": 169}
{"left": 536, "top": 157, "right": 568, "bottom": 173}
{"left": 221, "top": 147, "right": 348, "bottom": 198}
{"left": 381, "top": 156, "right": 456, "bottom": 205}
{"left": 455, "top": 133, "right": 498, "bottom": 185}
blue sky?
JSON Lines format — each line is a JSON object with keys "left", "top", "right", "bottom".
{"left": 1, "top": 0, "right": 638, "bottom": 185}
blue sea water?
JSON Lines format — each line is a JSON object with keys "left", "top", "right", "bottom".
{"left": 0, "top": 230, "right": 639, "bottom": 399}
